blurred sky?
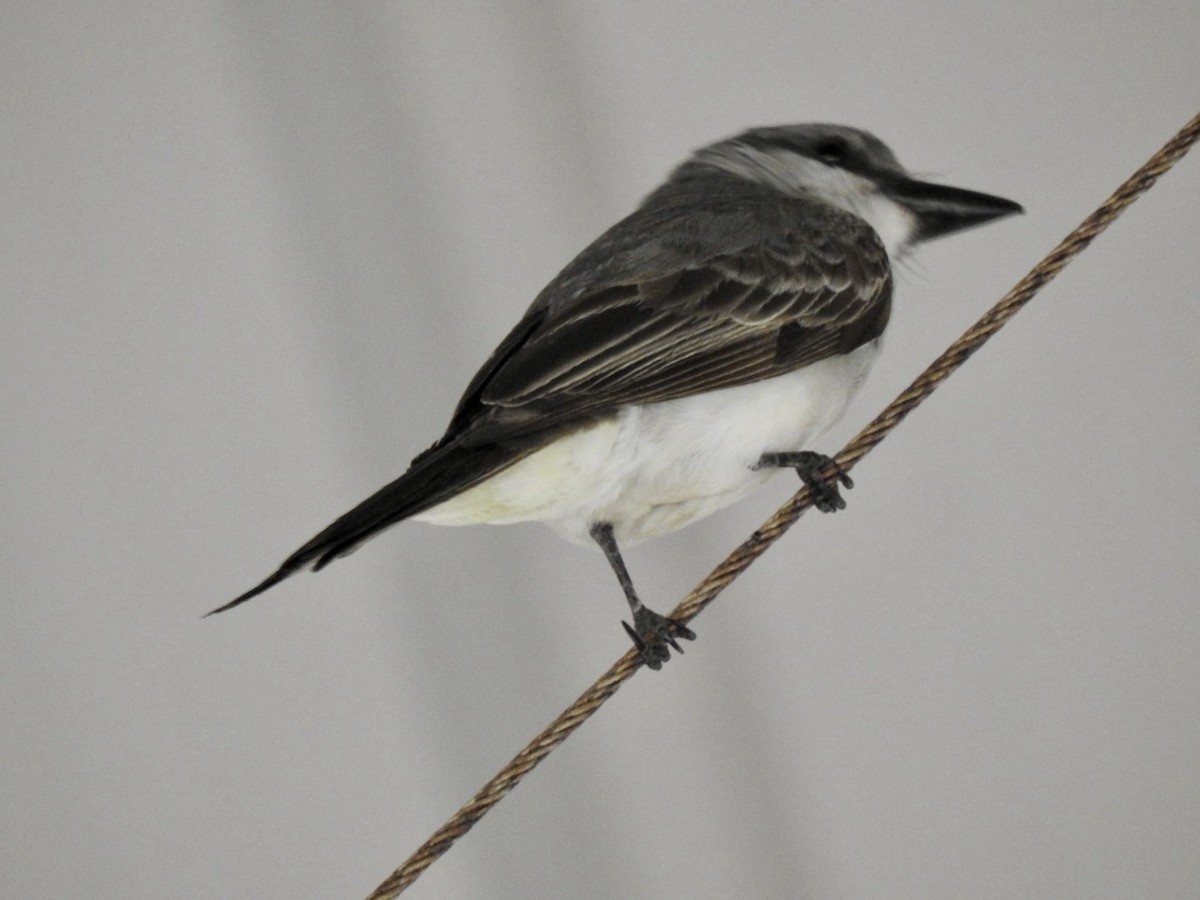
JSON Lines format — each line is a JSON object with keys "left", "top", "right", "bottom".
{"left": 3, "top": 3, "right": 1198, "bottom": 898}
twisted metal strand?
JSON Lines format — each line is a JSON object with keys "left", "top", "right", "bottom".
{"left": 366, "top": 111, "right": 1200, "bottom": 900}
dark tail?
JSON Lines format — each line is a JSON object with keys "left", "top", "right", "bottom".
{"left": 206, "top": 439, "right": 528, "bottom": 616}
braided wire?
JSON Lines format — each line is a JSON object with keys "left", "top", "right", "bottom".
{"left": 366, "top": 111, "right": 1200, "bottom": 900}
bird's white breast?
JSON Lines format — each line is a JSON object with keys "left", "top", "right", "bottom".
{"left": 415, "top": 339, "right": 881, "bottom": 544}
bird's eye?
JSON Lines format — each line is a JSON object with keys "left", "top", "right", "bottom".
{"left": 814, "top": 138, "right": 849, "bottom": 163}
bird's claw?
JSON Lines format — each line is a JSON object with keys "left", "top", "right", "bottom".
{"left": 623, "top": 608, "right": 696, "bottom": 670}
{"left": 758, "top": 450, "right": 852, "bottom": 512}
{"left": 799, "top": 452, "right": 852, "bottom": 512}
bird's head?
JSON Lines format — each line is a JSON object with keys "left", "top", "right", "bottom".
{"left": 684, "top": 123, "right": 1023, "bottom": 257}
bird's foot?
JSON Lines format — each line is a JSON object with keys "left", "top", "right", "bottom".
{"left": 622, "top": 607, "right": 696, "bottom": 670}
{"left": 757, "top": 450, "right": 853, "bottom": 512}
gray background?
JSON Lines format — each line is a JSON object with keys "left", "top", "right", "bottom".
{"left": 4, "top": 3, "right": 1198, "bottom": 898}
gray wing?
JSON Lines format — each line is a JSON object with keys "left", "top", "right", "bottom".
{"left": 441, "top": 195, "right": 892, "bottom": 447}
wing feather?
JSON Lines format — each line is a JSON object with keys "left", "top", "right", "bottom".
{"left": 446, "top": 188, "right": 892, "bottom": 447}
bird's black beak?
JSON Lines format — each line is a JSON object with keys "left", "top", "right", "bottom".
{"left": 885, "top": 176, "right": 1023, "bottom": 242}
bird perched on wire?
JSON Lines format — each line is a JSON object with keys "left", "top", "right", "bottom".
{"left": 210, "top": 123, "right": 1021, "bottom": 669}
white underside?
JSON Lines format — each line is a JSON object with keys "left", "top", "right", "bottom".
{"left": 414, "top": 338, "right": 881, "bottom": 545}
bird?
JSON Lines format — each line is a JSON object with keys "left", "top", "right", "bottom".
{"left": 209, "top": 123, "right": 1022, "bottom": 669}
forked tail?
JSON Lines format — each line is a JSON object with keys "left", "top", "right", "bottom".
{"left": 206, "top": 439, "right": 527, "bottom": 615}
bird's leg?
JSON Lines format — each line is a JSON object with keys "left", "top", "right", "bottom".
{"left": 588, "top": 522, "right": 696, "bottom": 670}
{"left": 755, "top": 451, "right": 854, "bottom": 512}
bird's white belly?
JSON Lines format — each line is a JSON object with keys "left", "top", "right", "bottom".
{"left": 416, "top": 341, "right": 879, "bottom": 544}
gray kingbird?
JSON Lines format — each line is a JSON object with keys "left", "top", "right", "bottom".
{"left": 210, "top": 123, "right": 1021, "bottom": 669}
